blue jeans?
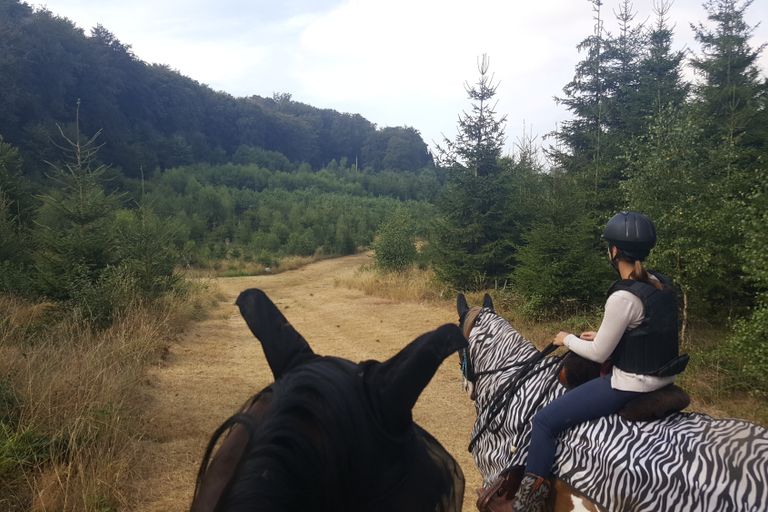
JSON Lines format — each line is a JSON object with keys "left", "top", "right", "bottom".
{"left": 525, "top": 374, "right": 641, "bottom": 477}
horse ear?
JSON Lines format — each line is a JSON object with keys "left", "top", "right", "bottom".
{"left": 483, "top": 293, "right": 494, "bottom": 312}
{"left": 365, "top": 324, "right": 467, "bottom": 433}
{"left": 235, "top": 289, "right": 316, "bottom": 379}
{"left": 457, "top": 293, "right": 469, "bottom": 319}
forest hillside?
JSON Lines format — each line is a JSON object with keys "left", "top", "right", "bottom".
{"left": 0, "top": 0, "right": 433, "bottom": 178}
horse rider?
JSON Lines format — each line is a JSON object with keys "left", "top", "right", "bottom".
{"left": 511, "top": 211, "right": 688, "bottom": 511}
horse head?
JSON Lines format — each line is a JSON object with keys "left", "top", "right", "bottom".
{"left": 456, "top": 293, "right": 541, "bottom": 405}
{"left": 192, "top": 289, "right": 467, "bottom": 512}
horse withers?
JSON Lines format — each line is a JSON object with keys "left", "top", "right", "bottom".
{"left": 458, "top": 293, "right": 768, "bottom": 512}
{"left": 191, "top": 289, "right": 467, "bottom": 512}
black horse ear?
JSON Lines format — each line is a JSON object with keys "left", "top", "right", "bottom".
{"left": 482, "top": 293, "right": 494, "bottom": 312}
{"left": 457, "top": 293, "right": 469, "bottom": 321}
{"left": 235, "top": 289, "right": 316, "bottom": 379}
{"left": 365, "top": 324, "right": 467, "bottom": 433}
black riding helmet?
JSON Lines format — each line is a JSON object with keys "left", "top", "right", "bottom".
{"left": 602, "top": 211, "right": 656, "bottom": 261}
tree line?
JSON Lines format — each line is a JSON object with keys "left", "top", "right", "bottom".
{"left": 0, "top": 121, "right": 439, "bottom": 324}
{"left": 0, "top": 0, "right": 433, "bottom": 178}
{"left": 140, "top": 162, "right": 440, "bottom": 266}
{"left": 427, "top": 0, "right": 768, "bottom": 393}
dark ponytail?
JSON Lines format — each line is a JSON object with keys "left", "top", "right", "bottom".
{"left": 629, "top": 260, "right": 662, "bottom": 290}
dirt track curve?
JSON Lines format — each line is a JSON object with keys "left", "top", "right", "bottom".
{"left": 130, "top": 253, "right": 482, "bottom": 511}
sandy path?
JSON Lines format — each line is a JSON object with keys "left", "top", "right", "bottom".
{"left": 129, "top": 253, "right": 481, "bottom": 511}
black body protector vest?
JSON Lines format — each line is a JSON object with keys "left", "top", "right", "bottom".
{"left": 608, "top": 272, "right": 689, "bottom": 377}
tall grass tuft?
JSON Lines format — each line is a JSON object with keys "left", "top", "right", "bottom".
{"left": 0, "top": 280, "right": 217, "bottom": 511}
{"left": 335, "top": 264, "right": 451, "bottom": 303}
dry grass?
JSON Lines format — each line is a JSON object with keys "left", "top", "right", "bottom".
{"left": 334, "top": 264, "right": 452, "bottom": 303}
{"left": 336, "top": 264, "right": 768, "bottom": 428}
{"left": 0, "top": 280, "right": 218, "bottom": 512}
{"left": 276, "top": 255, "right": 316, "bottom": 273}
{"left": 183, "top": 255, "right": 320, "bottom": 278}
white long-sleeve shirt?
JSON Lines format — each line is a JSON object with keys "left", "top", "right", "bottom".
{"left": 564, "top": 289, "right": 675, "bottom": 392}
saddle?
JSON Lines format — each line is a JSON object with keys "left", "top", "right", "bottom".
{"left": 618, "top": 383, "right": 690, "bottom": 421}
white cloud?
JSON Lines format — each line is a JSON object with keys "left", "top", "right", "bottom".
{"left": 291, "top": 0, "right": 593, "bottom": 146}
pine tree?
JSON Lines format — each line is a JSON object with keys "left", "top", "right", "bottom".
{"left": 430, "top": 170, "right": 514, "bottom": 289}
{"left": 691, "top": 0, "right": 767, "bottom": 147}
{"left": 436, "top": 54, "right": 506, "bottom": 177}
{"left": 112, "top": 206, "right": 180, "bottom": 299}
{"left": 550, "top": 0, "right": 635, "bottom": 217}
{"left": 430, "top": 55, "right": 515, "bottom": 289}
{"left": 31, "top": 104, "right": 129, "bottom": 324}
{"left": 687, "top": 0, "right": 767, "bottom": 315}
{"left": 551, "top": 0, "right": 606, "bottom": 179}
{"left": 636, "top": 1, "right": 689, "bottom": 120}
{"left": 602, "top": 0, "right": 645, "bottom": 137}
{"left": 33, "top": 115, "right": 122, "bottom": 302}
{"left": 511, "top": 174, "right": 612, "bottom": 317}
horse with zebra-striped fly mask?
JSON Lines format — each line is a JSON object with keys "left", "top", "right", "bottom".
{"left": 458, "top": 294, "right": 768, "bottom": 512}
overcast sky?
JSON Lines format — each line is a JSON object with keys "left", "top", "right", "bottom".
{"left": 35, "top": 0, "right": 768, "bottom": 155}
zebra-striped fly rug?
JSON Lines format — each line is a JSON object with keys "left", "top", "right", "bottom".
{"left": 464, "top": 307, "right": 768, "bottom": 512}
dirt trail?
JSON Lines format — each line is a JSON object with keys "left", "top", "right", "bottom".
{"left": 130, "top": 253, "right": 482, "bottom": 511}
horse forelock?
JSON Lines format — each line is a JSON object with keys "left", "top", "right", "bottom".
{"left": 224, "top": 358, "right": 365, "bottom": 510}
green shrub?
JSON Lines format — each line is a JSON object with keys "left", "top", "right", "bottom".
{"left": 113, "top": 208, "right": 180, "bottom": 299}
{"left": 373, "top": 210, "right": 417, "bottom": 272}
{"left": 511, "top": 216, "right": 612, "bottom": 318}
{"left": 718, "top": 299, "right": 768, "bottom": 396}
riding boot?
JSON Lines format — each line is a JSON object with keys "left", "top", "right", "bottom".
{"left": 511, "top": 472, "right": 550, "bottom": 512}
